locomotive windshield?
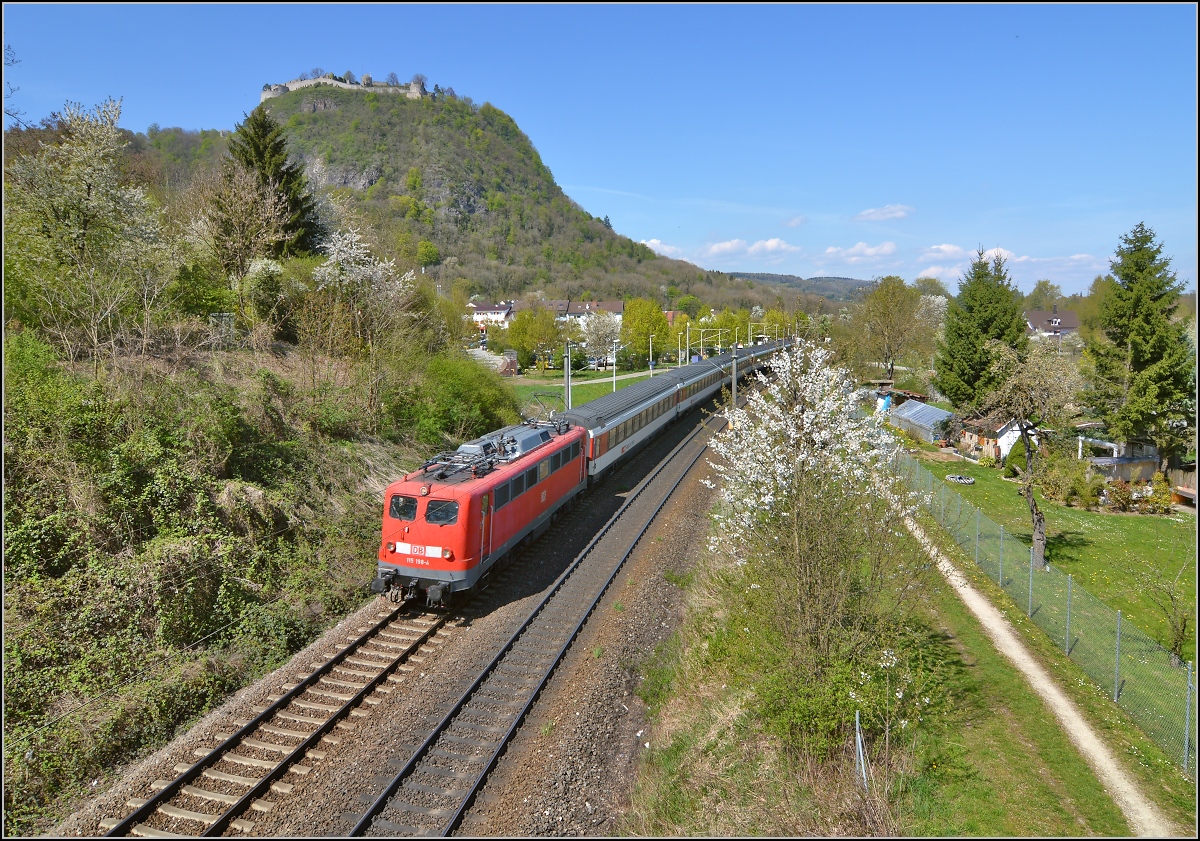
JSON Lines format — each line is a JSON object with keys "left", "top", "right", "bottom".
{"left": 389, "top": 494, "right": 417, "bottom": 521}
{"left": 425, "top": 499, "right": 459, "bottom": 525}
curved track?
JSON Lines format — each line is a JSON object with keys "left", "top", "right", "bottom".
{"left": 100, "top": 609, "right": 447, "bottom": 837}
{"left": 344, "top": 411, "right": 723, "bottom": 837}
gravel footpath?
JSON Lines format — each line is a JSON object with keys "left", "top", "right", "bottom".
{"left": 52, "top": 412, "right": 711, "bottom": 838}
{"left": 457, "top": 446, "right": 716, "bottom": 836}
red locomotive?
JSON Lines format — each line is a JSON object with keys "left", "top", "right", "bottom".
{"left": 372, "top": 420, "right": 587, "bottom": 606}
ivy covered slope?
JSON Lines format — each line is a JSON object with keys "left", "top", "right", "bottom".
{"left": 264, "top": 86, "right": 801, "bottom": 310}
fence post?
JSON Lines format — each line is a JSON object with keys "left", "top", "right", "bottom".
{"left": 1185, "top": 662, "right": 1193, "bottom": 772}
{"left": 975, "top": 508, "right": 980, "bottom": 564}
{"left": 1065, "top": 574, "right": 1072, "bottom": 655}
{"left": 1114, "top": 610, "right": 1122, "bottom": 702}
{"left": 1028, "top": 546, "right": 1034, "bottom": 617}
{"left": 999, "top": 526, "right": 1004, "bottom": 586}
{"left": 855, "top": 709, "right": 868, "bottom": 791}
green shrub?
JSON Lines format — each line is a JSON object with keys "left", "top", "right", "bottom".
{"left": 977, "top": 454, "right": 997, "bottom": 468}
{"left": 1139, "top": 472, "right": 1174, "bottom": 514}
{"left": 1106, "top": 479, "right": 1133, "bottom": 511}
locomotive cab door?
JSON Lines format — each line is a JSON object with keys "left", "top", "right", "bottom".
{"left": 480, "top": 493, "right": 492, "bottom": 562}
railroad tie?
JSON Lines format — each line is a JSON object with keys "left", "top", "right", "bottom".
{"left": 157, "top": 803, "right": 218, "bottom": 824}
{"left": 180, "top": 784, "right": 239, "bottom": 805}
{"left": 259, "top": 723, "right": 310, "bottom": 739}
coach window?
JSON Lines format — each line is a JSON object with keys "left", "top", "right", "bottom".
{"left": 389, "top": 494, "right": 418, "bottom": 521}
{"left": 425, "top": 499, "right": 459, "bottom": 525}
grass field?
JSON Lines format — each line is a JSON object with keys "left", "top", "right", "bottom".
{"left": 911, "top": 507, "right": 1197, "bottom": 830}
{"left": 913, "top": 452, "right": 1196, "bottom": 661}
{"left": 508, "top": 370, "right": 654, "bottom": 412}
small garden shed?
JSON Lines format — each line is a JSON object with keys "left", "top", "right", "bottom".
{"left": 889, "top": 400, "right": 954, "bottom": 444}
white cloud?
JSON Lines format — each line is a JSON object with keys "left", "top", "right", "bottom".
{"left": 982, "top": 247, "right": 1017, "bottom": 262}
{"left": 921, "top": 244, "right": 967, "bottom": 261}
{"left": 823, "top": 241, "right": 897, "bottom": 263}
{"left": 783, "top": 214, "right": 807, "bottom": 227}
{"left": 703, "top": 239, "right": 748, "bottom": 257}
{"left": 856, "top": 204, "right": 914, "bottom": 221}
{"left": 746, "top": 238, "right": 800, "bottom": 255}
{"left": 640, "top": 238, "right": 684, "bottom": 258}
{"left": 919, "top": 265, "right": 963, "bottom": 282}
{"left": 701, "top": 238, "right": 801, "bottom": 261}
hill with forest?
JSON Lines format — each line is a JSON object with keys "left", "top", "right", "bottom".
{"left": 255, "top": 86, "right": 832, "bottom": 313}
{"left": 728, "top": 271, "right": 871, "bottom": 302}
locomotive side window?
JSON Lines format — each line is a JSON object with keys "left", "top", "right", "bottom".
{"left": 512, "top": 473, "right": 525, "bottom": 496}
{"left": 525, "top": 467, "right": 539, "bottom": 489}
{"left": 495, "top": 483, "right": 510, "bottom": 509}
{"left": 538, "top": 459, "right": 550, "bottom": 482}
{"left": 425, "top": 499, "right": 459, "bottom": 525}
{"left": 551, "top": 452, "right": 562, "bottom": 472}
{"left": 390, "top": 495, "right": 418, "bottom": 521}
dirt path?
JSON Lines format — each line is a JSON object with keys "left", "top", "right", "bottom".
{"left": 903, "top": 516, "right": 1178, "bottom": 837}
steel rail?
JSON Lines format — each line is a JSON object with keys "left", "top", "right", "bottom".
{"left": 349, "top": 409, "right": 725, "bottom": 836}
{"left": 103, "top": 606, "right": 444, "bottom": 838}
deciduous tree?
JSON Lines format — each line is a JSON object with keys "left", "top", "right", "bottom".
{"left": 855, "top": 276, "right": 923, "bottom": 380}
{"left": 5, "top": 98, "right": 175, "bottom": 362}
{"left": 1023, "top": 279, "right": 1063, "bottom": 312}
{"left": 621, "top": 297, "right": 669, "bottom": 367}
{"left": 982, "top": 340, "right": 1084, "bottom": 569}
{"left": 580, "top": 310, "right": 620, "bottom": 369}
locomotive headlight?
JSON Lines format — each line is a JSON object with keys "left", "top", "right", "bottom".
{"left": 419, "top": 485, "right": 430, "bottom": 496}
{"left": 442, "top": 548, "right": 454, "bottom": 559}
{"left": 386, "top": 542, "right": 395, "bottom": 553}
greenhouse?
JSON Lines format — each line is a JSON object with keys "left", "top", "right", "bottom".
{"left": 889, "top": 399, "right": 954, "bottom": 444}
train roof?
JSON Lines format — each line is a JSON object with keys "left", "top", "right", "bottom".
{"left": 399, "top": 420, "right": 582, "bottom": 488}
{"left": 559, "top": 341, "right": 786, "bottom": 430}
{"left": 558, "top": 373, "right": 677, "bottom": 429}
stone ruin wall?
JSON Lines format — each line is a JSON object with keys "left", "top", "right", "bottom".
{"left": 262, "top": 77, "right": 426, "bottom": 103}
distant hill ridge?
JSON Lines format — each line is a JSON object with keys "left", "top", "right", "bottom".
{"left": 729, "top": 272, "right": 871, "bottom": 302}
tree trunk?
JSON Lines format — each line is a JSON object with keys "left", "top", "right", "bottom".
{"left": 1021, "top": 426, "right": 1047, "bottom": 570}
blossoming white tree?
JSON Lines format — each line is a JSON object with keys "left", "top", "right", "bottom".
{"left": 704, "top": 341, "right": 928, "bottom": 736}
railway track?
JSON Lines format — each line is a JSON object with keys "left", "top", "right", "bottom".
{"left": 343, "top": 410, "right": 723, "bottom": 837}
{"left": 100, "top": 607, "right": 450, "bottom": 837}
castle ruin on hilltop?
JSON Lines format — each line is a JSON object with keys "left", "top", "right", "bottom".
{"left": 262, "top": 74, "right": 427, "bottom": 103}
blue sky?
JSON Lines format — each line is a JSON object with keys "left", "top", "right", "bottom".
{"left": 4, "top": 3, "right": 1196, "bottom": 295}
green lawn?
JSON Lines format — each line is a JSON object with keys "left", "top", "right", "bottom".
{"left": 913, "top": 453, "right": 1196, "bottom": 661}
{"left": 509, "top": 371, "right": 654, "bottom": 411}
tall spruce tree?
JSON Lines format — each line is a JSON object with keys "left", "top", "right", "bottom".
{"left": 933, "top": 250, "right": 1027, "bottom": 407}
{"left": 1086, "top": 223, "right": 1194, "bottom": 469}
{"left": 227, "top": 106, "right": 318, "bottom": 256}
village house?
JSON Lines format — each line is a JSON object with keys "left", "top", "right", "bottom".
{"left": 466, "top": 301, "right": 514, "bottom": 327}
{"left": 1025, "top": 305, "right": 1080, "bottom": 340}
{"left": 960, "top": 413, "right": 1029, "bottom": 461}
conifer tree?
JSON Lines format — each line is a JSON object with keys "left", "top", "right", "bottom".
{"left": 1086, "top": 223, "right": 1194, "bottom": 469}
{"left": 932, "top": 251, "right": 1027, "bottom": 407}
{"left": 227, "top": 105, "right": 318, "bottom": 256}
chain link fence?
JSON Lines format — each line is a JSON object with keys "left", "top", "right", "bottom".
{"left": 893, "top": 452, "right": 1197, "bottom": 774}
